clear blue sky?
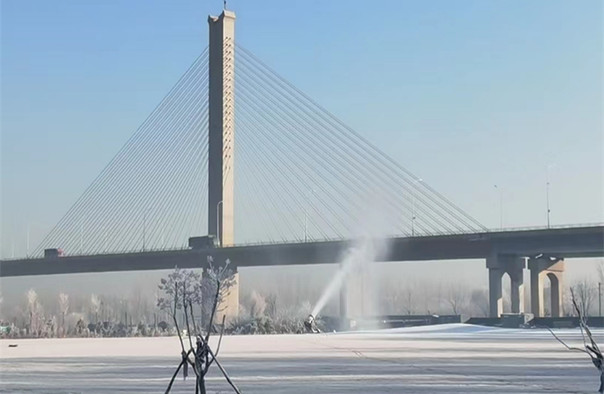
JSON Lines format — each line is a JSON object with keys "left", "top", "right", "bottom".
{"left": 1, "top": 0, "right": 602, "bottom": 257}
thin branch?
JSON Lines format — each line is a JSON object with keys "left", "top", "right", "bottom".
{"left": 183, "top": 281, "right": 195, "bottom": 355}
{"left": 206, "top": 346, "right": 242, "bottom": 394}
{"left": 165, "top": 358, "right": 186, "bottom": 394}
{"left": 541, "top": 325, "right": 589, "bottom": 354}
{"left": 165, "top": 348, "right": 193, "bottom": 394}
{"left": 172, "top": 282, "right": 186, "bottom": 354}
{"left": 206, "top": 277, "right": 221, "bottom": 343}
{"left": 206, "top": 315, "right": 227, "bottom": 371}
{"left": 189, "top": 300, "right": 199, "bottom": 335}
{"left": 215, "top": 315, "right": 227, "bottom": 357}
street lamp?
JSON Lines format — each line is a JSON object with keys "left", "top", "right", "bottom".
{"left": 411, "top": 178, "right": 423, "bottom": 236}
{"left": 494, "top": 185, "right": 503, "bottom": 230}
{"left": 26, "top": 223, "right": 30, "bottom": 258}
{"left": 546, "top": 164, "right": 555, "bottom": 228}
{"left": 217, "top": 200, "right": 223, "bottom": 246}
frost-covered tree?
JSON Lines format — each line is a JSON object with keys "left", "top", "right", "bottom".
{"left": 58, "top": 293, "right": 69, "bottom": 336}
{"left": 158, "top": 258, "right": 240, "bottom": 394}
{"left": 249, "top": 291, "right": 267, "bottom": 318}
{"left": 26, "top": 289, "right": 43, "bottom": 336}
{"left": 90, "top": 294, "right": 101, "bottom": 323}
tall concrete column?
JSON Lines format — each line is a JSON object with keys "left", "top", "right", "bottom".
{"left": 529, "top": 257, "right": 565, "bottom": 317}
{"left": 488, "top": 268, "right": 504, "bottom": 317}
{"left": 548, "top": 272, "right": 563, "bottom": 317}
{"left": 206, "top": 10, "right": 238, "bottom": 319}
{"left": 487, "top": 254, "right": 526, "bottom": 317}
{"left": 208, "top": 10, "right": 235, "bottom": 247}
{"left": 509, "top": 269, "right": 524, "bottom": 313}
{"left": 530, "top": 266, "right": 545, "bottom": 317}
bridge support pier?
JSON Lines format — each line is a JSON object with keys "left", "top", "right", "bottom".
{"left": 488, "top": 268, "right": 504, "bottom": 318}
{"left": 487, "top": 254, "right": 526, "bottom": 317}
{"left": 529, "top": 257, "right": 564, "bottom": 317}
{"left": 202, "top": 267, "right": 239, "bottom": 323}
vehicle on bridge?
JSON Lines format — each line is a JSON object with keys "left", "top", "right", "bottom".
{"left": 188, "top": 235, "right": 220, "bottom": 249}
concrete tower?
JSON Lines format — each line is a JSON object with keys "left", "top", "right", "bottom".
{"left": 208, "top": 10, "right": 235, "bottom": 247}
{"left": 207, "top": 10, "right": 238, "bottom": 320}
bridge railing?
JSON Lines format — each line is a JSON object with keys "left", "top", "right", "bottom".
{"left": 484, "top": 222, "right": 604, "bottom": 233}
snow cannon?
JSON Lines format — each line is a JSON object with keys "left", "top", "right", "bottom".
{"left": 304, "top": 314, "right": 320, "bottom": 333}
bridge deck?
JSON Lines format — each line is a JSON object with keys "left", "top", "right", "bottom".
{"left": 1, "top": 226, "right": 602, "bottom": 277}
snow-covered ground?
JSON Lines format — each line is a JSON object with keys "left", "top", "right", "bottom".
{"left": 1, "top": 324, "right": 602, "bottom": 393}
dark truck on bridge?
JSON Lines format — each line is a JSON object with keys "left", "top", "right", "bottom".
{"left": 188, "top": 235, "right": 219, "bottom": 249}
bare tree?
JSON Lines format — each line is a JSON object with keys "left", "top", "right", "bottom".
{"left": 547, "top": 288, "right": 604, "bottom": 393}
{"left": 572, "top": 279, "right": 596, "bottom": 317}
{"left": 158, "top": 258, "right": 240, "bottom": 394}
{"left": 201, "top": 258, "right": 237, "bottom": 326}
{"left": 446, "top": 285, "right": 468, "bottom": 315}
{"left": 469, "top": 289, "right": 489, "bottom": 317}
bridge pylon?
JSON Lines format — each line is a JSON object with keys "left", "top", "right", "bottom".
{"left": 207, "top": 9, "right": 238, "bottom": 320}
{"left": 208, "top": 9, "right": 236, "bottom": 247}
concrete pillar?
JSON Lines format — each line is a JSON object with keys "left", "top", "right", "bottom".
{"left": 530, "top": 266, "right": 544, "bottom": 317}
{"left": 202, "top": 267, "right": 239, "bottom": 323}
{"left": 548, "top": 271, "right": 564, "bottom": 317}
{"left": 528, "top": 257, "right": 565, "bottom": 317}
{"left": 487, "top": 254, "right": 526, "bottom": 317}
{"left": 509, "top": 267, "right": 525, "bottom": 314}
{"left": 220, "top": 270, "right": 239, "bottom": 320}
{"left": 208, "top": 10, "right": 236, "bottom": 247}
{"left": 488, "top": 268, "right": 504, "bottom": 317}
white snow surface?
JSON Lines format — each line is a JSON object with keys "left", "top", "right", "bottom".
{"left": 1, "top": 324, "right": 603, "bottom": 393}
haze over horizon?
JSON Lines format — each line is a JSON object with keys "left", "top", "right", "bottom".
{"left": 1, "top": 1, "right": 602, "bottom": 300}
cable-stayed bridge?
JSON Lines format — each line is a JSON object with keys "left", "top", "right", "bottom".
{"left": 1, "top": 10, "right": 602, "bottom": 319}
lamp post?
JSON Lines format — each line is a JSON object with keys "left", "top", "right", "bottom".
{"left": 546, "top": 179, "right": 551, "bottom": 228}
{"left": 546, "top": 164, "right": 555, "bottom": 228}
{"left": 494, "top": 184, "right": 503, "bottom": 230}
{"left": 411, "top": 178, "right": 423, "bottom": 236}
{"left": 217, "top": 200, "right": 223, "bottom": 246}
{"left": 26, "top": 223, "right": 30, "bottom": 258}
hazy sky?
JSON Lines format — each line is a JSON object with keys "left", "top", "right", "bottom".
{"left": 1, "top": 0, "right": 603, "bottom": 258}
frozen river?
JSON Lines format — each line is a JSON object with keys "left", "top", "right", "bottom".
{"left": 1, "top": 324, "right": 602, "bottom": 393}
